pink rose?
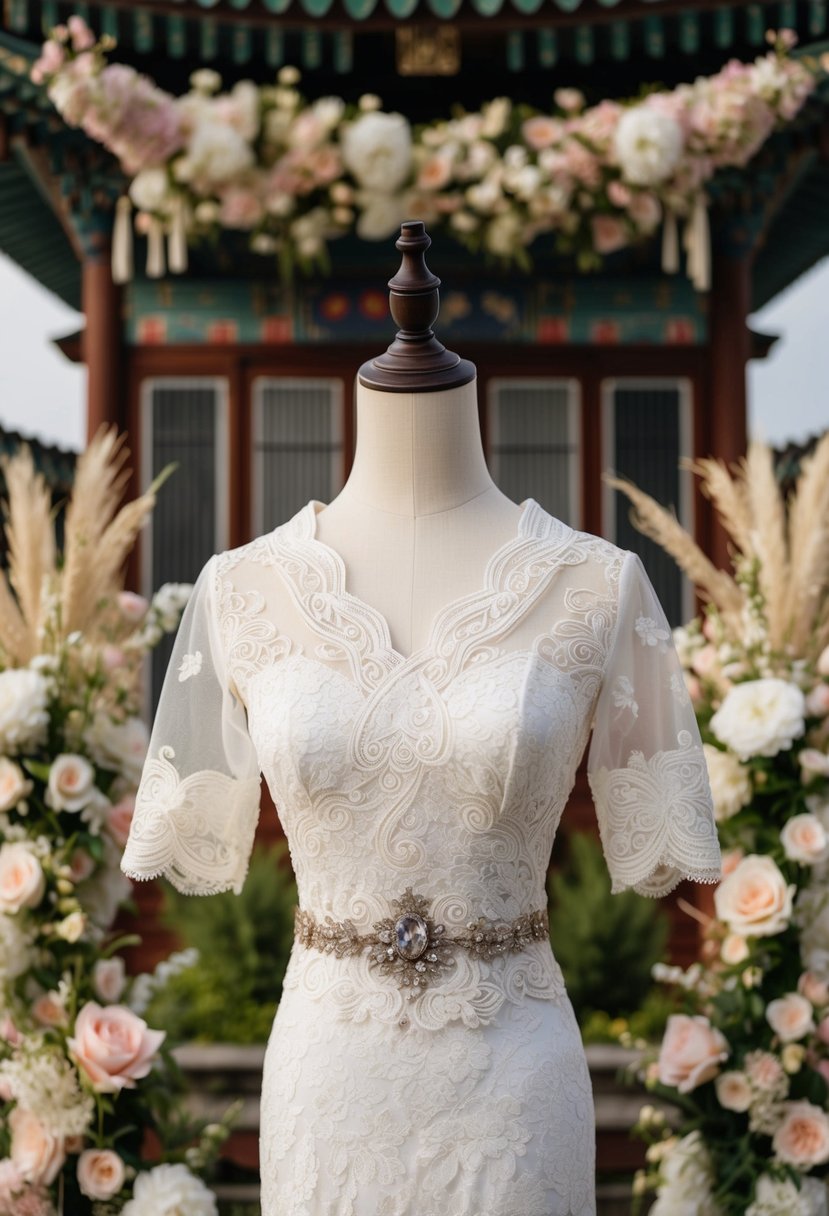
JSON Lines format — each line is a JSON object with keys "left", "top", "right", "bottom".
{"left": 32, "top": 992, "right": 68, "bottom": 1028}
{"left": 817, "top": 1014, "right": 829, "bottom": 1045}
{"left": 766, "top": 993, "right": 815, "bottom": 1042}
{"left": 77, "top": 1148, "right": 125, "bottom": 1200}
{"left": 0, "top": 843, "right": 45, "bottom": 913}
{"left": 417, "top": 154, "right": 453, "bottom": 191}
{"left": 806, "top": 684, "right": 829, "bottom": 717}
{"left": 781, "top": 813, "right": 829, "bottom": 864}
{"left": 799, "top": 971, "right": 829, "bottom": 1007}
{"left": 721, "top": 847, "right": 745, "bottom": 876}
{"left": 219, "top": 186, "right": 264, "bottom": 230}
{"left": 9, "top": 1108, "right": 66, "bottom": 1186}
{"left": 522, "top": 116, "right": 563, "bottom": 151}
{"left": 105, "top": 796, "right": 135, "bottom": 848}
{"left": 628, "top": 191, "right": 661, "bottom": 231}
{"left": 68, "top": 1002, "right": 165, "bottom": 1093}
{"left": 607, "top": 180, "right": 632, "bottom": 208}
{"left": 117, "top": 591, "right": 149, "bottom": 623}
{"left": 102, "top": 645, "right": 126, "bottom": 673}
{"left": 714, "top": 854, "right": 794, "bottom": 937}
{"left": 69, "top": 848, "right": 95, "bottom": 883}
{"left": 772, "top": 1100, "right": 829, "bottom": 1167}
{"left": 591, "top": 215, "right": 627, "bottom": 255}
{"left": 67, "top": 15, "right": 95, "bottom": 51}
{"left": 92, "top": 957, "right": 127, "bottom": 1004}
{"left": 657, "top": 1014, "right": 729, "bottom": 1093}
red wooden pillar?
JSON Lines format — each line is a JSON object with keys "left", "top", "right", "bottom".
{"left": 707, "top": 252, "right": 751, "bottom": 569}
{"left": 82, "top": 245, "right": 123, "bottom": 440}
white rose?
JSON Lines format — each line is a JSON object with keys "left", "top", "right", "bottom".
{"left": 613, "top": 105, "right": 684, "bottom": 186}
{"left": 129, "top": 168, "right": 170, "bottom": 213}
{"left": 0, "top": 669, "right": 49, "bottom": 754}
{"left": 46, "top": 754, "right": 96, "bottom": 812}
{"left": 56, "top": 910, "right": 87, "bottom": 942}
{"left": 766, "top": 992, "right": 815, "bottom": 1042}
{"left": 782, "top": 814, "right": 829, "bottom": 865}
{"left": 93, "top": 957, "right": 127, "bottom": 1004}
{"left": 801, "top": 749, "right": 829, "bottom": 780}
{"left": 714, "top": 854, "right": 794, "bottom": 937}
{"left": 721, "top": 934, "right": 750, "bottom": 964}
{"left": 189, "top": 68, "right": 221, "bottom": 94}
{"left": 710, "top": 679, "right": 806, "bottom": 761}
{"left": 84, "top": 715, "right": 149, "bottom": 784}
{"left": 342, "top": 112, "right": 412, "bottom": 193}
{"left": 122, "top": 1162, "right": 218, "bottom": 1216}
{"left": 0, "top": 759, "right": 32, "bottom": 811}
{"left": 651, "top": 1131, "right": 718, "bottom": 1215}
{"left": 703, "top": 744, "right": 752, "bottom": 821}
{"left": 0, "top": 843, "right": 45, "bottom": 913}
{"left": 715, "top": 1070, "right": 752, "bottom": 1111}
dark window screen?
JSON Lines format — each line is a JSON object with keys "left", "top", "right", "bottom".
{"left": 254, "top": 380, "right": 343, "bottom": 532}
{"left": 489, "top": 381, "right": 578, "bottom": 526}
{"left": 610, "top": 383, "right": 686, "bottom": 626}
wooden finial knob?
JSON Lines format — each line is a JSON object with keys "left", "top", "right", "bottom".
{"left": 357, "top": 221, "right": 476, "bottom": 393}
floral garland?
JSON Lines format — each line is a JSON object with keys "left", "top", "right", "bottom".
{"left": 608, "top": 439, "right": 829, "bottom": 1216}
{"left": 31, "top": 18, "right": 826, "bottom": 290}
{"left": 0, "top": 432, "right": 233, "bottom": 1216}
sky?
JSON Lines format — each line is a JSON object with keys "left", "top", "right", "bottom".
{"left": 0, "top": 249, "right": 827, "bottom": 454}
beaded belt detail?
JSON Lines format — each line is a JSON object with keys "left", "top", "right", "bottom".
{"left": 293, "top": 886, "right": 550, "bottom": 1000}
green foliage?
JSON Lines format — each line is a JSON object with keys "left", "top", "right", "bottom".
{"left": 580, "top": 986, "right": 677, "bottom": 1046}
{"left": 147, "top": 840, "right": 298, "bottom": 1043}
{"left": 547, "top": 831, "right": 669, "bottom": 1023}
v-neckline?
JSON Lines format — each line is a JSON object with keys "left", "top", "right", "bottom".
{"left": 300, "top": 496, "right": 538, "bottom": 668}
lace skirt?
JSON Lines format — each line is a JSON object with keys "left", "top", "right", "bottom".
{"left": 259, "top": 974, "right": 596, "bottom": 1216}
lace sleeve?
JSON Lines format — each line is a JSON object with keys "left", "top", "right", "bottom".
{"left": 586, "top": 551, "right": 722, "bottom": 898}
{"left": 120, "top": 555, "right": 262, "bottom": 896}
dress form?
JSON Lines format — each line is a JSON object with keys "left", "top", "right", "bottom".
{"left": 315, "top": 222, "right": 523, "bottom": 661}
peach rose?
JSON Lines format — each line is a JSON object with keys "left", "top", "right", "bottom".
{"left": 68, "top": 1001, "right": 165, "bottom": 1093}
{"left": 77, "top": 1148, "right": 125, "bottom": 1200}
{"left": 46, "top": 754, "right": 96, "bottom": 812}
{"left": 104, "top": 796, "right": 134, "bottom": 848}
{"left": 806, "top": 684, "right": 829, "bottom": 717}
{"left": 714, "top": 854, "right": 794, "bottom": 938}
{"left": 9, "top": 1108, "right": 65, "bottom": 1185}
{"left": 721, "top": 934, "right": 750, "bottom": 965}
{"left": 721, "top": 848, "right": 745, "bottom": 877}
{"left": 799, "top": 971, "right": 829, "bottom": 1007}
{"left": 657, "top": 1014, "right": 729, "bottom": 1093}
{"left": 781, "top": 813, "right": 829, "bottom": 865}
{"left": 766, "top": 993, "right": 815, "bottom": 1042}
{"left": 522, "top": 116, "right": 563, "bottom": 150}
{"left": 715, "top": 1070, "right": 751, "bottom": 1112}
{"left": 32, "top": 992, "right": 68, "bottom": 1028}
{"left": 772, "top": 1100, "right": 829, "bottom": 1167}
{"left": 0, "top": 758, "right": 32, "bottom": 812}
{"left": 0, "top": 843, "right": 45, "bottom": 913}
{"left": 92, "top": 957, "right": 126, "bottom": 1004}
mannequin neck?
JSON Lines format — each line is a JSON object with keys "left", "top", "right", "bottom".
{"left": 335, "top": 379, "right": 497, "bottom": 518}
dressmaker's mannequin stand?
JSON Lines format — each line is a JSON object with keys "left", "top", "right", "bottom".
{"left": 316, "top": 221, "right": 523, "bottom": 662}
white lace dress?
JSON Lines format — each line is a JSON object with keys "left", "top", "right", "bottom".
{"left": 121, "top": 498, "right": 722, "bottom": 1216}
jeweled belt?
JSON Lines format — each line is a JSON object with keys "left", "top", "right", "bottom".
{"left": 293, "top": 886, "right": 549, "bottom": 1000}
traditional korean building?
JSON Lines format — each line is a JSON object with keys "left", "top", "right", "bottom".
{"left": 1, "top": 0, "right": 827, "bottom": 975}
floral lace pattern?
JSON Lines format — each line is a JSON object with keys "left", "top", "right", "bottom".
{"left": 123, "top": 496, "right": 721, "bottom": 1215}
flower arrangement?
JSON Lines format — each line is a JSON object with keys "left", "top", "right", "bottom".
{"left": 30, "top": 17, "right": 826, "bottom": 289}
{"left": 0, "top": 431, "right": 234, "bottom": 1215}
{"left": 607, "top": 437, "right": 829, "bottom": 1215}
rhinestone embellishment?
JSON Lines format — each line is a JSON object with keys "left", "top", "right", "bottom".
{"left": 294, "top": 887, "right": 550, "bottom": 1000}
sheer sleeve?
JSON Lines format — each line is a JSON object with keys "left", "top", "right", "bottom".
{"left": 586, "top": 551, "right": 722, "bottom": 897}
{"left": 120, "top": 555, "right": 262, "bottom": 896}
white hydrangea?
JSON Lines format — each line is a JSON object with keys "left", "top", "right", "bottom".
{"left": 122, "top": 1163, "right": 218, "bottom": 1216}
{"left": 188, "top": 119, "right": 254, "bottom": 185}
{"left": 613, "top": 105, "right": 684, "bottom": 186}
{"left": 152, "top": 583, "right": 192, "bottom": 631}
{"left": 747, "top": 1173, "right": 828, "bottom": 1216}
{"left": 76, "top": 833, "right": 132, "bottom": 930}
{"left": 341, "top": 112, "right": 412, "bottom": 194}
{"left": 710, "top": 679, "right": 806, "bottom": 761}
{"left": 702, "top": 744, "right": 753, "bottom": 821}
{"left": 0, "top": 1041, "right": 94, "bottom": 1138}
{"left": 84, "top": 714, "right": 149, "bottom": 785}
{"left": 0, "top": 669, "right": 50, "bottom": 754}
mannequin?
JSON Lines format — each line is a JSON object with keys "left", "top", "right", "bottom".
{"left": 314, "top": 221, "right": 524, "bottom": 662}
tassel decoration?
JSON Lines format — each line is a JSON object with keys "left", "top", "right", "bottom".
{"left": 111, "top": 196, "right": 134, "bottom": 285}
{"left": 661, "top": 209, "right": 679, "bottom": 275}
{"left": 683, "top": 194, "right": 711, "bottom": 292}
{"left": 168, "top": 196, "right": 189, "bottom": 275}
{"left": 146, "top": 216, "right": 166, "bottom": 279}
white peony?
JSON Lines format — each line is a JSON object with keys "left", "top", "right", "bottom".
{"left": 188, "top": 119, "right": 254, "bottom": 185}
{"left": 355, "top": 193, "right": 407, "bottom": 241}
{"left": 0, "top": 669, "right": 49, "bottom": 754}
{"left": 782, "top": 814, "right": 829, "bottom": 865}
{"left": 342, "top": 112, "right": 412, "bottom": 193}
{"left": 613, "top": 105, "right": 684, "bottom": 186}
{"left": 122, "top": 1163, "right": 218, "bottom": 1216}
{"left": 703, "top": 744, "right": 752, "bottom": 821}
{"left": 710, "top": 678, "right": 806, "bottom": 761}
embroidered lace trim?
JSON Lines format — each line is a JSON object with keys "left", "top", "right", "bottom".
{"left": 120, "top": 746, "right": 262, "bottom": 895}
{"left": 587, "top": 729, "right": 722, "bottom": 898}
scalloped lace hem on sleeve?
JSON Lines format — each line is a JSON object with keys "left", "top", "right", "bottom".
{"left": 119, "top": 746, "right": 262, "bottom": 896}
{"left": 588, "top": 730, "right": 722, "bottom": 900}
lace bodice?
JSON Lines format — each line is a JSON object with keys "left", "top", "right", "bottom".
{"left": 121, "top": 498, "right": 721, "bottom": 1031}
